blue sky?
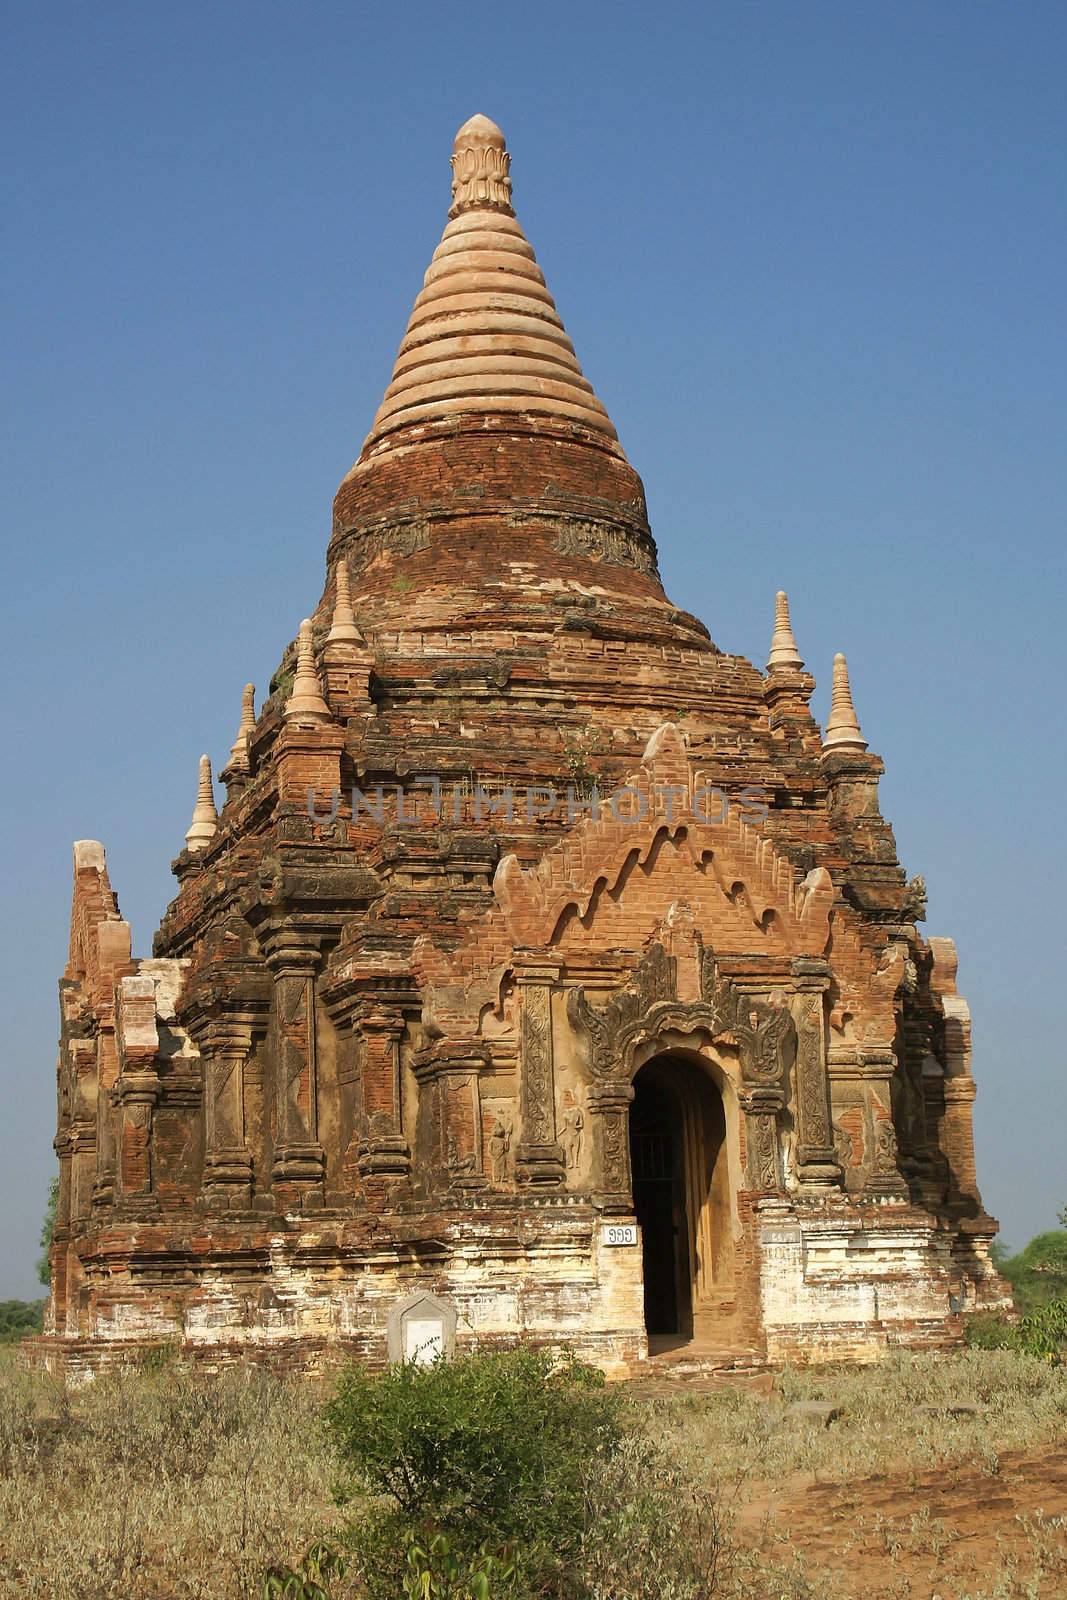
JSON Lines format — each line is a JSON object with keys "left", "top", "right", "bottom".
{"left": 2, "top": 0, "right": 1064, "bottom": 1295}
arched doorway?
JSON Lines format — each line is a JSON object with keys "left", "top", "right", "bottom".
{"left": 629, "top": 1056, "right": 733, "bottom": 1345}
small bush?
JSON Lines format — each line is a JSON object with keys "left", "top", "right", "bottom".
{"left": 324, "top": 1345, "right": 624, "bottom": 1596}
{"left": 401, "top": 1531, "right": 519, "bottom": 1599}
{"left": 964, "top": 1311, "right": 1020, "bottom": 1352}
{"left": 964, "top": 1299, "right": 1067, "bottom": 1362}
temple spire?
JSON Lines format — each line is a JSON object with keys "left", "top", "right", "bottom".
{"left": 285, "top": 620, "right": 331, "bottom": 725}
{"left": 822, "top": 652, "right": 868, "bottom": 754}
{"left": 357, "top": 115, "right": 622, "bottom": 458}
{"left": 327, "top": 563, "right": 361, "bottom": 647}
{"left": 766, "top": 590, "right": 803, "bottom": 672}
{"left": 185, "top": 755, "right": 219, "bottom": 852}
{"left": 449, "top": 114, "right": 513, "bottom": 218}
{"left": 227, "top": 683, "right": 256, "bottom": 773}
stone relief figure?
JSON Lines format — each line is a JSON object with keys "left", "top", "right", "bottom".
{"left": 874, "top": 1118, "right": 899, "bottom": 1170}
{"left": 902, "top": 874, "right": 928, "bottom": 923}
{"left": 446, "top": 1133, "right": 478, "bottom": 1177}
{"left": 833, "top": 1122, "right": 854, "bottom": 1170}
{"left": 560, "top": 1104, "right": 584, "bottom": 1171}
{"left": 488, "top": 1119, "right": 512, "bottom": 1183}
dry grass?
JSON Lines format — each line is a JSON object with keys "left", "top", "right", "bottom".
{"left": 0, "top": 1347, "right": 1064, "bottom": 1598}
{"left": 0, "top": 1353, "right": 346, "bottom": 1598}
{"left": 650, "top": 1347, "right": 1067, "bottom": 1488}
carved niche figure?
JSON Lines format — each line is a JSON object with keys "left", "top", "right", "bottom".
{"left": 833, "top": 1122, "right": 854, "bottom": 1170}
{"left": 560, "top": 1104, "right": 584, "bottom": 1171}
{"left": 488, "top": 1119, "right": 512, "bottom": 1184}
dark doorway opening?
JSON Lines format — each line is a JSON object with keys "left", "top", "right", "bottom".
{"left": 629, "top": 1065, "right": 692, "bottom": 1337}
{"left": 629, "top": 1055, "right": 733, "bottom": 1347}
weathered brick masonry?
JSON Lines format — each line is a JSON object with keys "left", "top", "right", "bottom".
{"left": 34, "top": 115, "right": 1008, "bottom": 1378}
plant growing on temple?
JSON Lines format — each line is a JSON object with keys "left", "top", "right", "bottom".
{"left": 36, "top": 1174, "right": 58, "bottom": 1287}
{"left": 323, "top": 1346, "right": 624, "bottom": 1598}
{"left": 559, "top": 726, "right": 605, "bottom": 792}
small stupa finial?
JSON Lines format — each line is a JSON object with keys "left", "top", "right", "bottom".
{"left": 285, "top": 620, "right": 331, "bottom": 725}
{"left": 185, "top": 755, "right": 219, "bottom": 852}
{"left": 227, "top": 683, "right": 256, "bottom": 772}
{"left": 822, "top": 652, "right": 868, "bottom": 754}
{"left": 450, "top": 114, "right": 513, "bottom": 219}
{"left": 767, "top": 590, "right": 803, "bottom": 672}
{"left": 327, "top": 563, "right": 362, "bottom": 647}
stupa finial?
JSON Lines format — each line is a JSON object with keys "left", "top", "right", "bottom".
{"left": 767, "top": 590, "right": 803, "bottom": 672}
{"left": 185, "top": 754, "right": 219, "bottom": 852}
{"left": 285, "top": 620, "right": 331, "bottom": 725}
{"left": 327, "top": 563, "right": 361, "bottom": 647}
{"left": 450, "top": 114, "right": 513, "bottom": 218}
{"left": 227, "top": 683, "right": 256, "bottom": 772}
{"left": 822, "top": 652, "right": 868, "bottom": 754}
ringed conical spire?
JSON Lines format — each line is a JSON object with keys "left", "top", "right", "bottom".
{"left": 822, "top": 652, "right": 868, "bottom": 754}
{"left": 227, "top": 683, "right": 256, "bottom": 773}
{"left": 185, "top": 755, "right": 219, "bottom": 852}
{"left": 327, "top": 563, "right": 361, "bottom": 647}
{"left": 285, "top": 620, "right": 332, "bottom": 726}
{"left": 360, "top": 115, "right": 621, "bottom": 455}
{"left": 767, "top": 590, "right": 803, "bottom": 672}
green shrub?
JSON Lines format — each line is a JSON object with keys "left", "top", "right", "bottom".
{"left": 1019, "top": 1300, "right": 1067, "bottom": 1361}
{"left": 262, "top": 1540, "right": 349, "bottom": 1599}
{"left": 324, "top": 1346, "right": 624, "bottom": 1597}
{"left": 964, "top": 1298, "right": 1067, "bottom": 1362}
{"left": 964, "top": 1311, "right": 1020, "bottom": 1352}
{"left": 401, "top": 1531, "right": 519, "bottom": 1599}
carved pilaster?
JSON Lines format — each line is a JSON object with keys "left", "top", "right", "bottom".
{"left": 114, "top": 975, "right": 161, "bottom": 1212}
{"left": 790, "top": 963, "right": 841, "bottom": 1186}
{"left": 262, "top": 938, "right": 326, "bottom": 1207}
{"left": 356, "top": 1010, "right": 411, "bottom": 1182}
{"left": 412, "top": 1041, "right": 488, "bottom": 1189}
{"left": 941, "top": 1074, "right": 981, "bottom": 1211}
{"left": 91, "top": 1024, "right": 118, "bottom": 1209}
{"left": 516, "top": 972, "right": 564, "bottom": 1185}
{"left": 320, "top": 966, "right": 413, "bottom": 1195}
{"left": 586, "top": 1080, "right": 634, "bottom": 1212}
{"left": 194, "top": 1016, "right": 258, "bottom": 1209}
{"left": 862, "top": 1047, "right": 909, "bottom": 1199}
{"left": 114, "top": 1071, "right": 160, "bottom": 1209}
{"left": 741, "top": 1086, "right": 784, "bottom": 1192}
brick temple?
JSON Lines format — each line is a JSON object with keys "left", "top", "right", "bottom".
{"left": 40, "top": 116, "right": 1007, "bottom": 1376}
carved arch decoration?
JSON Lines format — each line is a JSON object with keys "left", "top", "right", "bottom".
{"left": 566, "top": 940, "right": 802, "bottom": 1202}
{"left": 493, "top": 724, "right": 835, "bottom": 955}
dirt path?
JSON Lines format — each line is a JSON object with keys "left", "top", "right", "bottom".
{"left": 735, "top": 1445, "right": 1067, "bottom": 1598}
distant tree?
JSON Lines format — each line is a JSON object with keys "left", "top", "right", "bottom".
{"left": 0, "top": 1299, "right": 45, "bottom": 1342}
{"left": 997, "top": 1229, "right": 1067, "bottom": 1316}
{"left": 1059, "top": 1202, "right": 1067, "bottom": 1229}
{"left": 37, "top": 1176, "right": 58, "bottom": 1287}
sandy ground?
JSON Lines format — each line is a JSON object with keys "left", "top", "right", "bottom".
{"left": 735, "top": 1444, "right": 1067, "bottom": 1598}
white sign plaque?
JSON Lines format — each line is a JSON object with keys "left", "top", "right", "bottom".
{"left": 601, "top": 1223, "right": 638, "bottom": 1247}
{"left": 403, "top": 1317, "right": 445, "bottom": 1365}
